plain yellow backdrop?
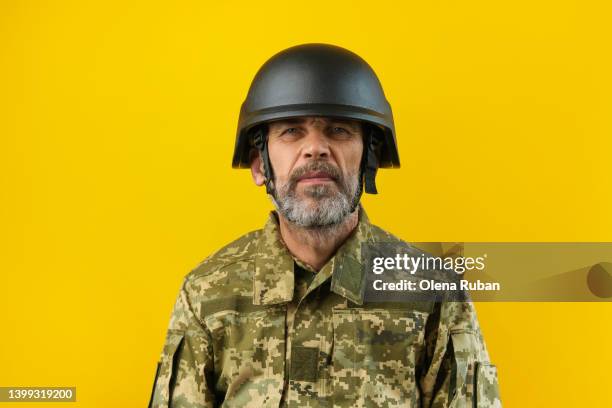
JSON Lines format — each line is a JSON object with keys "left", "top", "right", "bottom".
{"left": 1, "top": 1, "right": 611, "bottom": 406}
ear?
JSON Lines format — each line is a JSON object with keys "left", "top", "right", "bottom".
{"left": 250, "top": 149, "right": 266, "bottom": 186}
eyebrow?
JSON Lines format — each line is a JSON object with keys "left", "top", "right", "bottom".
{"left": 269, "top": 117, "right": 360, "bottom": 133}
{"left": 332, "top": 119, "right": 360, "bottom": 132}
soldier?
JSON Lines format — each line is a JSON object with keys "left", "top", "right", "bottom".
{"left": 149, "top": 43, "right": 501, "bottom": 408}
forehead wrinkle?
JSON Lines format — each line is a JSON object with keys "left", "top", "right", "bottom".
{"left": 307, "top": 116, "right": 327, "bottom": 128}
{"left": 268, "top": 116, "right": 361, "bottom": 135}
{"left": 308, "top": 116, "right": 361, "bottom": 132}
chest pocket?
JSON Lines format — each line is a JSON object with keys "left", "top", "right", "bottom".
{"left": 331, "top": 307, "right": 427, "bottom": 407}
{"left": 204, "top": 304, "right": 287, "bottom": 407}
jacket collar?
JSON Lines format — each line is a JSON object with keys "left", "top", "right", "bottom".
{"left": 253, "top": 208, "right": 374, "bottom": 306}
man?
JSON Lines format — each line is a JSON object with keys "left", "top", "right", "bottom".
{"left": 149, "top": 43, "right": 501, "bottom": 407}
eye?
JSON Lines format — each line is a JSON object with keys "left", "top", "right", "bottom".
{"left": 331, "top": 126, "right": 354, "bottom": 138}
{"left": 282, "top": 127, "right": 299, "bottom": 135}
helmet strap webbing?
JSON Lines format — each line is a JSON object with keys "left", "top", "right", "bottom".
{"left": 349, "top": 126, "right": 380, "bottom": 214}
{"left": 362, "top": 126, "right": 380, "bottom": 195}
{"left": 252, "top": 128, "right": 275, "bottom": 195}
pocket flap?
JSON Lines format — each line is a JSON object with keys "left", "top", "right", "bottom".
{"left": 475, "top": 362, "right": 501, "bottom": 408}
{"left": 448, "top": 331, "right": 477, "bottom": 407}
{"left": 149, "top": 331, "right": 185, "bottom": 408}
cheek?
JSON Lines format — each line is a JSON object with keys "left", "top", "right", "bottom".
{"left": 267, "top": 142, "right": 294, "bottom": 181}
{"left": 343, "top": 142, "right": 364, "bottom": 174}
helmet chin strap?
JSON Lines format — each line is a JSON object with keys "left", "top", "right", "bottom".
{"left": 350, "top": 125, "right": 380, "bottom": 213}
{"left": 252, "top": 127, "right": 276, "bottom": 196}
{"left": 362, "top": 125, "right": 380, "bottom": 195}
{"left": 252, "top": 124, "right": 380, "bottom": 212}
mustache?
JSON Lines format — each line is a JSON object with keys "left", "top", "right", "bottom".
{"left": 288, "top": 161, "right": 343, "bottom": 186}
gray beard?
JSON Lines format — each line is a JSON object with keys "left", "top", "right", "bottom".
{"left": 271, "top": 166, "right": 360, "bottom": 229}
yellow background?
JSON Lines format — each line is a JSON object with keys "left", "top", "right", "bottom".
{"left": 1, "top": 1, "right": 611, "bottom": 406}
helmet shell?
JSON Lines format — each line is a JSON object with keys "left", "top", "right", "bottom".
{"left": 233, "top": 43, "right": 400, "bottom": 169}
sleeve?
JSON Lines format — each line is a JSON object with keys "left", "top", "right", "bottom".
{"left": 419, "top": 301, "right": 502, "bottom": 408}
{"left": 148, "top": 277, "right": 217, "bottom": 408}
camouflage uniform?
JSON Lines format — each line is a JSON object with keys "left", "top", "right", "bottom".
{"left": 149, "top": 209, "right": 501, "bottom": 407}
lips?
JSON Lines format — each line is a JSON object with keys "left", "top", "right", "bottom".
{"left": 297, "top": 171, "right": 335, "bottom": 183}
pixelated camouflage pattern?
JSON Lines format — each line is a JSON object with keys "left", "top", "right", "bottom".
{"left": 149, "top": 209, "right": 501, "bottom": 407}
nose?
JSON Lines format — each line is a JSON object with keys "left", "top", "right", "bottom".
{"left": 302, "top": 128, "right": 330, "bottom": 160}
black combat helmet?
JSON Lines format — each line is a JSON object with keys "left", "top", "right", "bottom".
{"left": 233, "top": 43, "right": 399, "bottom": 196}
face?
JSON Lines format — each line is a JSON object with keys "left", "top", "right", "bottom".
{"left": 251, "top": 116, "right": 364, "bottom": 228}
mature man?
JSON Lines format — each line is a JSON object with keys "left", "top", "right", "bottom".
{"left": 149, "top": 43, "right": 501, "bottom": 407}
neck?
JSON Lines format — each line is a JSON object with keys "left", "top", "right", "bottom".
{"left": 277, "top": 210, "right": 359, "bottom": 272}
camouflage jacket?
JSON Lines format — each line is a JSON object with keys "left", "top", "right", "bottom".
{"left": 149, "top": 210, "right": 501, "bottom": 408}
